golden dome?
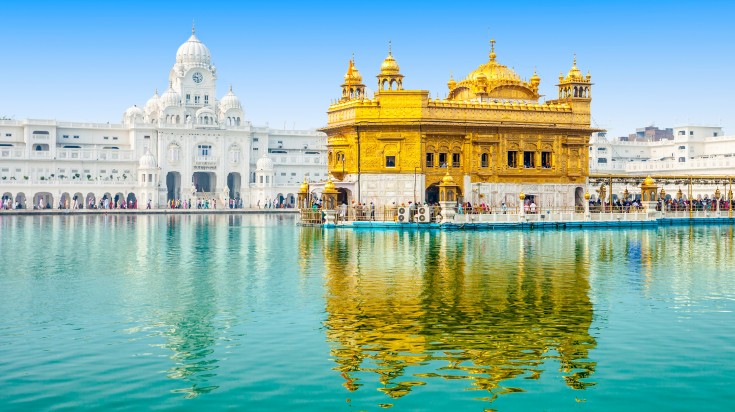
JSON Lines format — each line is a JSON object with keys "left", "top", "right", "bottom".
{"left": 530, "top": 69, "right": 540, "bottom": 85}
{"left": 380, "top": 51, "right": 400, "bottom": 75}
{"left": 584, "top": 191, "right": 591, "bottom": 200}
{"left": 448, "top": 40, "right": 538, "bottom": 101}
{"left": 441, "top": 171, "right": 455, "bottom": 184}
{"left": 447, "top": 75, "right": 456, "bottom": 90}
{"left": 643, "top": 176, "right": 655, "bottom": 186}
{"left": 343, "top": 58, "right": 363, "bottom": 83}
{"left": 324, "top": 176, "right": 336, "bottom": 192}
{"left": 564, "top": 56, "right": 585, "bottom": 82}
{"left": 299, "top": 178, "right": 309, "bottom": 193}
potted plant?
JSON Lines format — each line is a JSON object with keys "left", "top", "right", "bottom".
{"left": 87, "top": 174, "right": 92, "bottom": 181}
{"left": 1, "top": 176, "right": 6, "bottom": 180}
{"left": 40, "top": 176, "right": 45, "bottom": 181}
{"left": 23, "top": 176, "right": 28, "bottom": 180}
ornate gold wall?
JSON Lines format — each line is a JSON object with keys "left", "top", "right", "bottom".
{"left": 322, "top": 43, "right": 600, "bottom": 199}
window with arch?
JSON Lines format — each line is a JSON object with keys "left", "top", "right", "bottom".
{"left": 481, "top": 153, "right": 489, "bottom": 168}
{"left": 426, "top": 152, "right": 435, "bottom": 168}
{"left": 168, "top": 144, "right": 180, "bottom": 162}
{"left": 229, "top": 145, "right": 241, "bottom": 163}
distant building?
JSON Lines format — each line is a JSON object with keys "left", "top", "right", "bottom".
{"left": 590, "top": 126, "right": 734, "bottom": 176}
{"left": 618, "top": 126, "right": 674, "bottom": 142}
{"left": 0, "top": 27, "right": 326, "bottom": 209}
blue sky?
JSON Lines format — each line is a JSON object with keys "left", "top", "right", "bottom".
{"left": 1, "top": 0, "right": 733, "bottom": 138}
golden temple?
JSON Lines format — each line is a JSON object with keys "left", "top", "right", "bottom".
{"left": 321, "top": 40, "right": 601, "bottom": 207}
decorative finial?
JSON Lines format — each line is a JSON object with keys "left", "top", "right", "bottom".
{"left": 192, "top": 20, "right": 196, "bottom": 35}
{"left": 155, "top": 88, "right": 158, "bottom": 95}
{"left": 573, "top": 53, "right": 577, "bottom": 67}
{"left": 352, "top": 52, "right": 355, "bottom": 63}
{"left": 449, "top": 70, "right": 454, "bottom": 80}
{"left": 388, "top": 40, "right": 392, "bottom": 55}
{"left": 489, "top": 38, "right": 497, "bottom": 61}
{"left": 229, "top": 84, "right": 233, "bottom": 92}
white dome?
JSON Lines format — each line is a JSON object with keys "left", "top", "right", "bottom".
{"left": 123, "top": 105, "right": 144, "bottom": 124}
{"left": 220, "top": 86, "right": 242, "bottom": 111}
{"left": 145, "top": 90, "right": 160, "bottom": 114}
{"left": 125, "top": 105, "right": 144, "bottom": 118}
{"left": 159, "top": 86, "right": 181, "bottom": 109}
{"left": 176, "top": 31, "right": 211, "bottom": 67}
{"left": 138, "top": 149, "right": 157, "bottom": 169}
{"left": 256, "top": 154, "right": 274, "bottom": 171}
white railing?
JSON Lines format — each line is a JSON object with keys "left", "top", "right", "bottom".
{"left": 0, "top": 178, "right": 136, "bottom": 185}
{"left": 0, "top": 149, "right": 24, "bottom": 158}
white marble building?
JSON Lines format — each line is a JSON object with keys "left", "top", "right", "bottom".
{"left": 0, "top": 28, "right": 326, "bottom": 209}
{"left": 589, "top": 125, "right": 735, "bottom": 199}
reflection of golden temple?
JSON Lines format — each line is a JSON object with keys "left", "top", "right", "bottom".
{"left": 320, "top": 230, "right": 597, "bottom": 402}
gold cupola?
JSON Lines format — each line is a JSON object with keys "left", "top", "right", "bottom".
{"left": 530, "top": 68, "right": 540, "bottom": 93}
{"left": 377, "top": 42, "right": 404, "bottom": 92}
{"left": 447, "top": 73, "right": 456, "bottom": 91}
{"left": 447, "top": 39, "right": 540, "bottom": 102}
{"left": 340, "top": 56, "right": 366, "bottom": 102}
{"left": 557, "top": 54, "right": 592, "bottom": 100}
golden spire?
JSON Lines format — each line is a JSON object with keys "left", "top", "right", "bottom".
{"left": 192, "top": 20, "right": 196, "bottom": 35}
{"left": 489, "top": 38, "right": 496, "bottom": 61}
{"left": 388, "top": 40, "right": 392, "bottom": 56}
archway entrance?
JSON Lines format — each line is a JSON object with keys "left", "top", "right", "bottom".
{"left": 2, "top": 192, "right": 12, "bottom": 209}
{"left": 227, "top": 172, "right": 241, "bottom": 200}
{"left": 575, "top": 186, "right": 584, "bottom": 208}
{"left": 86, "top": 193, "right": 96, "bottom": 209}
{"left": 60, "top": 192, "right": 71, "bottom": 209}
{"left": 35, "top": 192, "right": 53, "bottom": 209}
{"left": 127, "top": 193, "right": 137, "bottom": 209}
{"left": 337, "top": 188, "right": 351, "bottom": 206}
{"left": 426, "top": 184, "right": 440, "bottom": 204}
{"left": 114, "top": 192, "right": 125, "bottom": 208}
{"left": 73, "top": 192, "right": 84, "bottom": 209}
{"left": 15, "top": 192, "right": 26, "bottom": 209}
{"left": 166, "top": 172, "right": 181, "bottom": 200}
{"left": 193, "top": 171, "right": 216, "bottom": 193}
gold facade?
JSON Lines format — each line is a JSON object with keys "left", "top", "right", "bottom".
{"left": 322, "top": 41, "right": 600, "bottom": 201}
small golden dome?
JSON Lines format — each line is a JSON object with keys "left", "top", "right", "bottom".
{"left": 530, "top": 69, "right": 540, "bottom": 85}
{"left": 380, "top": 52, "right": 400, "bottom": 75}
{"left": 584, "top": 191, "right": 591, "bottom": 200}
{"left": 324, "top": 176, "right": 336, "bottom": 192}
{"left": 299, "top": 178, "right": 309, "bottom": 193}
{"left": 447, "top": 74, "right": 456, "bottom": 90}
{"left": 343, "top": 59, "right": 363, "bottom": 83}
{"left": 564, "top": 55, "right": 585, "bottom": 82}
{"left": 519, "top": 191, "right": 526, "bottom": 200}
{"left": 441, "top": 172, "right": 454, "bottom": 184}
{"left": 643, "top": 176, "right": 655, "bottom": 186}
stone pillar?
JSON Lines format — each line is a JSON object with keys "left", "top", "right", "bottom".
{"left": 438, "top": 172, "right": 459, "bottom": 223}
{"left": 519, "top": 191, "right": 526, "bottom": 222}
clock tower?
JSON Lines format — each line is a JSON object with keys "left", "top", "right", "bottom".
{"left": 170, "top": 24, "right": 218, "bottom": 119}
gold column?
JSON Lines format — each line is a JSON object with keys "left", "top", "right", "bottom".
{"left": 689, "top": 176, "right": 693, "bottom": 219}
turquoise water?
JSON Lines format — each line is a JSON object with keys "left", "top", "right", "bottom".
{"left": 1, "top": 214, "right": 734, "bottom": 411}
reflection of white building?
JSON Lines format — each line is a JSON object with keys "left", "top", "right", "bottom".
{"left": 0, "top": 27, "right": 326, "bottom": 209}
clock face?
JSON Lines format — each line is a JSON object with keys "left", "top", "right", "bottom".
{"left": 192, "top": 72, "right": 203, "bottom": 83}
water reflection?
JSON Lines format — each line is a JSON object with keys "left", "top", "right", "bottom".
{"left": 316, "top": 229, "right": 597, "bottom": 403}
